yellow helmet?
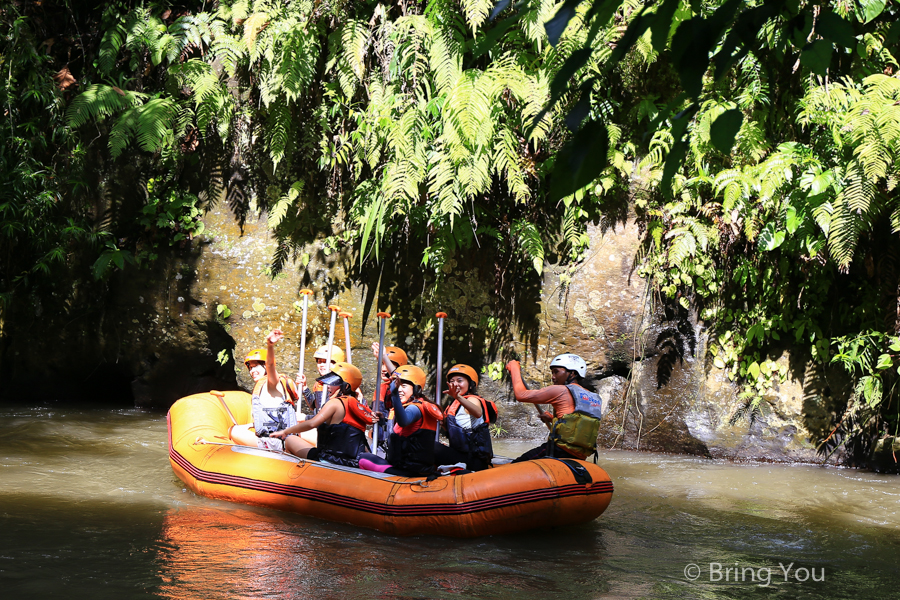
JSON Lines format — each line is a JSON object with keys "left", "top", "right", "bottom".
{"left": 384, "top": 346, "right": 408, "bottom": 366}
{"left": 314, "top": 345, "right": 345, "bottom": 362}
{"left": 394, "top": 364, "right": 426, "bottom": 389}
{"left": 326, "top": 361, "right": 362, "bottom": 391}
{"left": 447, "top": 364, "right": 478, "bottom": 387}
{"left": 244, "top": 348, "right": 267, "bottom": 367}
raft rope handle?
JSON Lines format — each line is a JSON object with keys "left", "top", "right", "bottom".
{"left": 191, "top": 436, "right": 443, "bottom": 487}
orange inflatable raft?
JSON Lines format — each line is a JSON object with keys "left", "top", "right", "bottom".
{"left": 168, "top": 390, "right": 614, "bottom": 537}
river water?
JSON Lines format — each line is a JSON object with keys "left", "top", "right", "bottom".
{"left": 1, "top": 402, "right": 898, "bottom": 599}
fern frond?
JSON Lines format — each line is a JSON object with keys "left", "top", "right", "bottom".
{"left": 66, "top": 85, "right": 146, "bottom": 128}
{"left": 268, "top": 181, "right": 303, "bottom": 229}
{"left": 512, "top": 219, "right": 545, "bottom": 274}
{"left": 98, "top": 20, "right": 127, "bottom": 75}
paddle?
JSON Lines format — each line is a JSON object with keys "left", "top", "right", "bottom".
{"left": 434, "top": 311, "right": 447, "bottom": 442}
{"left": 296, "top": 289, "right": 313, "bottom": 387}
{"left": 339, "top": 311, "right": 352, "bottom": 363}
{"left": 373, "top": 311, "right": 390, "bottom": 454}
{"left": 321, "top": 304, "right": 340, "bottom": 411}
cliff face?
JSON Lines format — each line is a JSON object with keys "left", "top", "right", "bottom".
{"left": 0, "top": 203, "right": 841, "bottom": 464}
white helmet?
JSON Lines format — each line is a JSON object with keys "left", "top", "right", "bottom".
{"left": 550, "top": 353, "right": 587, "bottom": 378}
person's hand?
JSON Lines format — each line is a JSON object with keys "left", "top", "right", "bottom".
{"left": 296, "top": 373, "right": 307, "bottom": 390}
{"left": 506, "top": 360, "right": 520, "bottom": 371}
{"left": 267, "top": 329, "right": 284, "bottom": 345}
{"left": 371, "top": 341, "right": 381, "bottom": 357}
{"left": 374, "top": 411, "right": 385, "bottom": 424}
{"left": 538, "top": 411, "right": 553, "bottom": 424}
{"left": 443, "top": 388, "right": 460, "bottom": 401}
{"left": 269, "top": 429, "right": 287, "bottom": 440}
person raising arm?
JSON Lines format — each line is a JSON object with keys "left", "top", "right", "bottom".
{"left": 506, "top": 354, "right": 606, "bottom": 462}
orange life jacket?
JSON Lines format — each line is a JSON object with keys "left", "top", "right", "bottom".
{"left": 315, "top": 396, "right": 375, "bottom": 468}
{"left": 387, "top": 399, "right": 443, "bottom": 475}
{"left": 393, "top": 399, "right": 443, "bottom": 436}
{"left": 338, "top": 396, "right": 376, "bottom": 431}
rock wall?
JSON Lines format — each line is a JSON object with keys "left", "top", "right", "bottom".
{"left": 0, "top": 201, "right": 843, "bottom": 464}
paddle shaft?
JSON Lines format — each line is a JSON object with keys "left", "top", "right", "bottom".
{"left": 341, "top": 312, "right": 352, "bottom": 363}
{"left": 434, "top": 312, "right": 446, "bottom": 442}
{"left": 372, "top": 312, "right": 389, "bottom": 451}
{"left": 321, "top": 305, "right": 339, "bottom": 411}
{"left": 297, "top": 290, "right": 312, "bottom": 380}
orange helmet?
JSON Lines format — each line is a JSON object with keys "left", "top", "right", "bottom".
{"left": 384, "top": 346, "right": 408, "bottom": 366}
{"left": 244, "top": 348, "right": 267, "bottom": 367}
{"left": 394, "top": 364, "right": 426, "bottom": 389}
{"left": 318, "top": 361, "right": 362, "bottom": 391}
{"left": 314, "top": 345, "right": 345, "bottom": 362}
{"left": 447, "top": 364, "right": 478, "bottom": 387}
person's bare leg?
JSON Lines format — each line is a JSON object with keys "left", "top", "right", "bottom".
{"left": 285, "top": 435, "right": 314, "bottom": 457}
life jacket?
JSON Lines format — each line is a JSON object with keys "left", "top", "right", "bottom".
{"left": 443, "top": 395, "right": 497, "bottom": 463}
{"left": 316, "top": 396, "right": 375, "bottom": 467}
{"left": 250, "top": 376, "right": 299, "bottom": 435}
{"left": 386, "top": 399, "right": 443, "bottom": 475}
{"left": 252, "top": 376, "right": 299, "bottom": 406}
{"left": 548, "top": 385, "right": 606, "bottom": 460}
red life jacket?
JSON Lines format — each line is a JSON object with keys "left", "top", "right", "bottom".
{"left": 387, "top": 399, "right": 443, "bottom": 475}
{"left": 393, "top": 399, "right": 443, "bottom": 436}
{"left": 338, "top": 396, "right": 376, "bottom": 431}
{"left": 252, "top": 375, "right": 299, "bottom": 407}
{"left": 315, "top": 396, "right": 375, "bottom": 468}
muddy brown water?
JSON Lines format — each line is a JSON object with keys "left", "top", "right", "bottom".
{"left": 1, "top": 403, "right": 898, "bottom": 599}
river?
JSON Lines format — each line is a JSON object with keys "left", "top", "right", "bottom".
{"left": 1, "top": 402, "right": 898, "bottom": 599}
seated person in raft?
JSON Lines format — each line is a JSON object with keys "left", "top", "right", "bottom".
{"left": 506, "top": 353, "right": 607, "bottom": 462}
{"left": 270, "top": 362, "right": 376, "bottom": 467}
{"left": 434, "top": 364, "right": 498, "bottom": 472}
{"left": 357, "top": 365, "right": 444, "bottom": 477}
{"left": 230, "top": 329, "right": 310, "bottom": 451}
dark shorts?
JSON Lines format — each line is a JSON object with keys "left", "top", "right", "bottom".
{"left": 434, "top": 442, "right": 490, "bottom": 472}
{"left": 512, "top": 441, "right": 581, "bottom": 463}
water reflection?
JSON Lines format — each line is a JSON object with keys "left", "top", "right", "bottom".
{"left": 156, "top": 505, "right": 610, "bottom": 599}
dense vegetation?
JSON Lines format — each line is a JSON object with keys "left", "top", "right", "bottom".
{"left": 3, "top": 0, "right": 900, "bottom": 459}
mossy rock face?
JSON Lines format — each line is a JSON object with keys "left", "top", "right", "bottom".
{"left": 0, "top": 204, "right": 842, "bottom": 464}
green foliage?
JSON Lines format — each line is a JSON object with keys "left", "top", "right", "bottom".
{"left": 482, "top": 361, "right": 505, "bottom": 382}
{"left": 216, "top": 348, "right": 232, "bottom": 366}
{"left": 624, "top": 0, "right": 900, "bottom": 452}
{"left": 140, "top": 178, "right": 205, "bottom": 244}
{"left": 24, "top": 0, "right": 900, "bottom": 460}
{"left": 0, "top": 3, "right": 97, "bottom": 312}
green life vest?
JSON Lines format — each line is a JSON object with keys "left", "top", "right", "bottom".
{"left": 548, "top": 385, "right": 606, "bottom": 460}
